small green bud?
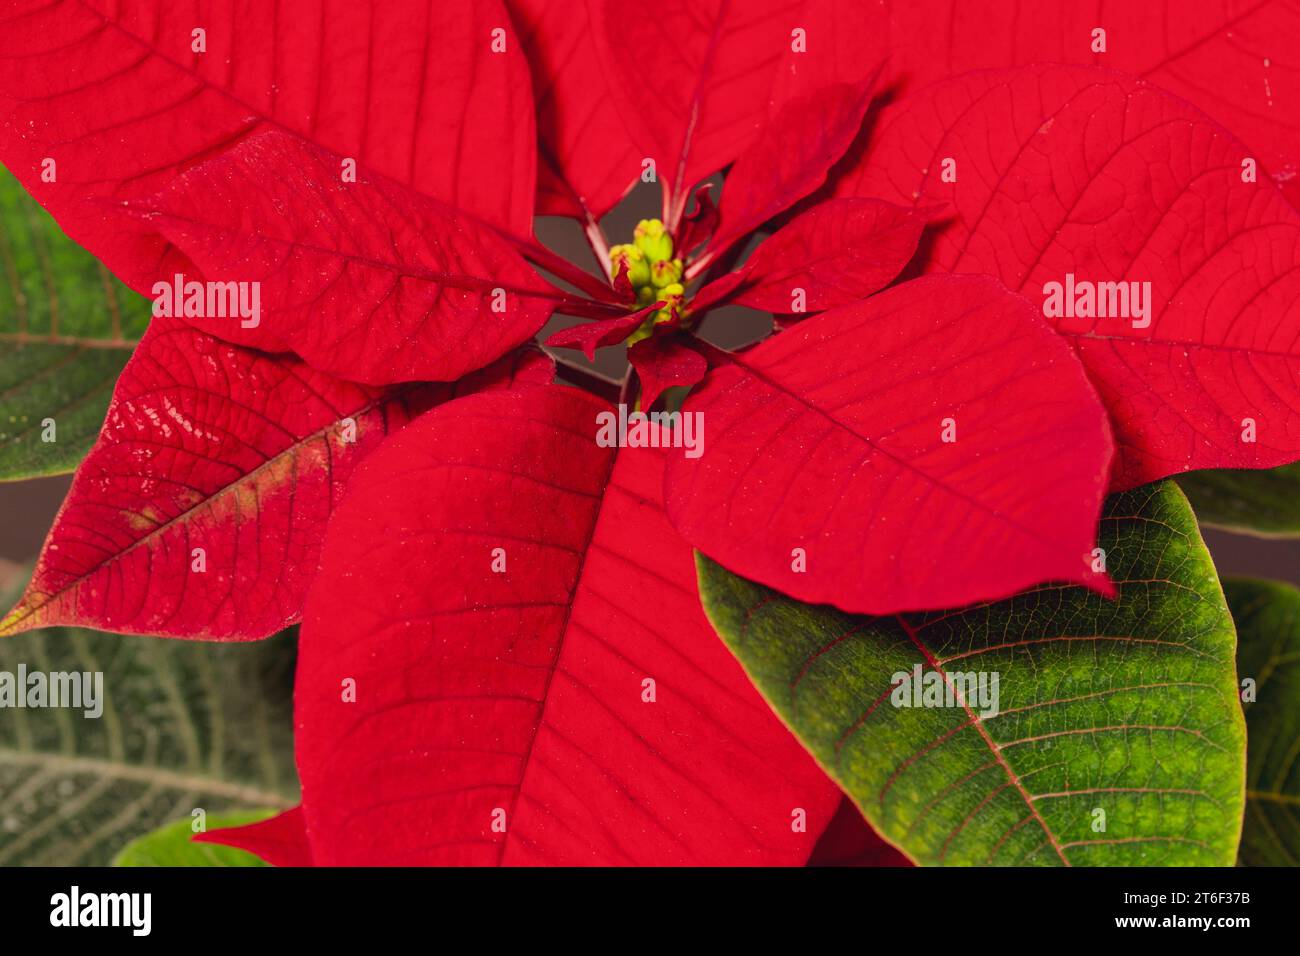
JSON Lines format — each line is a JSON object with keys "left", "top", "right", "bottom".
{"left": 625, "top": 323, "right": 654, "bottom": 347}
{"left": 650, "top": 257, "right": 684, "bottom": 289}
{"left": 609, "top": 243, "right": 650, "bottom": 287}
{"left": 633, "top": 218, "right": 674, "bottom": 262}
{"left": 646, "top": 284, "right": 685, "bottom": 328}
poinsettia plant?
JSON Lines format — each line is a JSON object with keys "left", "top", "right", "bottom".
{"left": 1, "top": 0, "right": 1299, "bottom": 867}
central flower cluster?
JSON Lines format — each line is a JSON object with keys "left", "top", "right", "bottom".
{"left": 609, "top": 219, "right": 686, "bottom": 344}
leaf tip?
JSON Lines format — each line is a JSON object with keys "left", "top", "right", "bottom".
{"left": 0, "top": 602, "right": 33, "bottom": 638}
{"left": 1084, "top": 570, "right": 1119, "bottom": 601}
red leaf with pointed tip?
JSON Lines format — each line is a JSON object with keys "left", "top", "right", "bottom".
{"left": 628, "top": 337, "right": 708, "bottom": 411}
{"left": 507, "top": 0, "right": 640, "bottom": 222}
{"left": 676, "top": 185, "right": 721, "bottom": 259}
{"left": 731, "top": 198, "right": 927, "bottom": 314}
{"left": 0, "top": 0, "right": 536, "bottom": 291}
{"left": 691, "top": 271, "right": 748, "bottom": 315}
{"left": 611, "top": 260, "right": 638, "bottom": 304}
{"left": 838, "top": 64, "right": 1300, "bottom": 488}
{"left": 545, "top": 304, "right": 659, "bottom": 360}
{"left": 861, "top": 0, "right": 1300, "bottom": 195}
{"left": 197, "top": 807, "right": 313, "bottom": 867}
{"left": 134, "top": 130, "right": 558, "bottom": 385}
{"left": 809, "top": 798, "right": 912, "bottom": 867}
{"left": 709, "top": 72, "right": 879, "bottom": 259}
{"left": 665, "top": 274, "right": 1114, "bottom": 615}
{"left": 0, "top": 322, "right": 551, "bottom": 641}
{"left": 767, "top": 1, "right": 888, "bottom": 112}
{"left": 590, "top": 0, "right": 805, "bottom": 228}
{"left": 293, "top": 386, "right": 839, "bottom": 865}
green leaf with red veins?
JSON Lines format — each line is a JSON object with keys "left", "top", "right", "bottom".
{"left": 699, "top": 481, "right": 1246, "bottom": 866}
{"left": 1178, "top": 463, "right": 1300, "bottom": 538}
{"left": 0, "top": 166, "right": 151, "bottom": 480}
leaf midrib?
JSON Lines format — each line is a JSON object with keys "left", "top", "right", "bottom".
{"left": 895, "top": 615, "right": 1073, "bottom": 866}
{"left": 1, "top": 381, "right": 411, "bottom": 635}
{"left": 716, "top": 332, "right": 1082, "bottom": 552}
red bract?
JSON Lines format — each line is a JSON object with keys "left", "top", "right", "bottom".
{"left": 0, "top": 0, "right": 538, "bottom": 288}
{"left": 2, "top": 0, "right": 1297, "bottom": 867}
{"left": 213, "top": 390, "right": 840, "bottom": 865}
{"left": 591, "top": 0, "right": 810, "bottom": 230}
{"left": 728, "top": 198, "right": 932, "bottom": 313}
{"left": 506, "top": 0, "right": 641, "bottom": 229}
{"left": 0, "top": 322, "right": 549, "bottom": 640}
{"left": 131, "top": 130, "right": 564, "bottom": 384}
{"left": 833, "top": 64, "right": 1300, "bottom": 488}
{"left": 850, "top": 0, "right": 1300, "bottom": 200}
{"left": 663, "top": 275, "right": 1114, "bottom": 614}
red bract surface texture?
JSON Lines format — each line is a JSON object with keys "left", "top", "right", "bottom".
{"left": 834, "top": 64, "right": 1300, "bottom": 488}
{"left": 132, "top": 130, "right": 561, "bottom": 384}
{"left": 276, "top": 388, "right": 839, "bottom": 865}
{"left": 197, "top": 807, "right": 313, "bottom": 868}
{"left": 0, "top": 0, "right": 537, "bottom": 289}
{"left": 708, "top": 70, "right": 880, "bottom": 258}
{"left": 592, "top": 0, "right": 811, "bottom": 228}
{"left": 0, "top": 0, "right": 1294, "bottom": 869}
{"left": 665, "top": 275, "right": 1114, "bottom": 614}
{"left": 730, "top": 198, "right": 929, "bottom": 313}
{"left": 507, "top": 0, "right": 641, "bottom": 224}
{"left": 859, "top": 0, "right": 1300, "bottom": 196}
{"left": 0, "top": 327, "right": 549, "bottom": 640}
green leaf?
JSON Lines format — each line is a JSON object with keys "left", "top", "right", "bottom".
{"left": 0, "top": 608, "right": 298, "bottom": 865}
{"left": 1224, "top": 577, "right": 1300, "bottom": 866}
{"left": 1178, "top": 464, "right": 1300, "bottom": 537}
{"left": 697, "top": 481, "right": 1246, "bottom": 866}
{"left": 113, "top": 810, "right": 277, "bottom": 867}
{"left": 0, "top": 165, "right": 151, "bottom": 480}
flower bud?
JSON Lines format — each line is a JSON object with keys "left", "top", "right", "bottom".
{"left": 609, "top": 243, "right": 650, "bottom": 287}
{"left": 650, "top": 257, "right": 684, "bottom": 289}
{"left": 633, "top": 218, "right": 674, "bottom": 262}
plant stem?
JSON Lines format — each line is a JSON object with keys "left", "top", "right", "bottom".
{"left": 582, "top": 214, "right": 612, "bottom": 276}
